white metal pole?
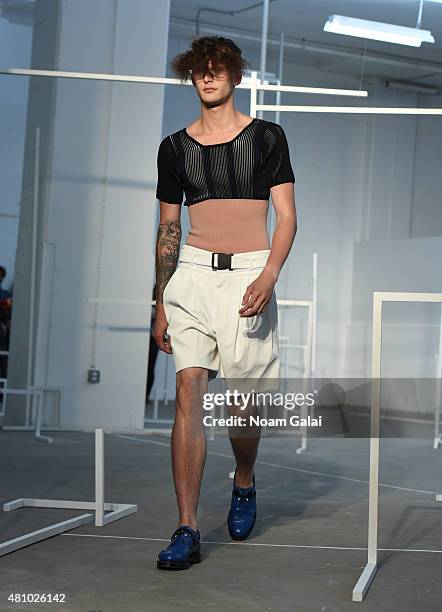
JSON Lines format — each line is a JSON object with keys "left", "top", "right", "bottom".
{"left": 269, "top": 33, "right": 285, "bottom": 241}
{"left": 283, "top": 340, "right": 289, "bottom": 383}
{"left": 164, "top": 347, "right": 169, "bottom": 407}
{"left": 309, "top": 253, "right": 318, "bottom": 428}
{"left": 352, "top": 292, "right": 382, "bottom": 601}
{"left": 153, "top": 383, "right": 159, "bottom": 421}
{"left": 95, "top": 428, "right": 105, "bottom": 526}
{"left": 433, "top": 304, "right": 442, "bottom": 449}
{"left": 250, "top": 70, "right": 258, "bottom": 118}
{"left": 311, "top": 252, "right": 318, "bottom": 379}
{"left": 297, "top": 303, "right": 313, "bottom": 454}
{"left": 368, "top": 294, "right": 382, "bottom": 564}
{"left": 26, "top": 127, "right": 40, "bottom": 426}
{"left": 35, "top": 391, "right": 42, "bottom": 436}
{"left": 256, "top": 105, "right": 442, "bottom": 115}
{"left": 0, "top": 68, "right": 368, "bottom": 98}
{"left": 275, "top": 32, "right": 284, "bottom": 126}
{"left": 32, "top": 387, "right": 53, "bottom": 443}
{"left": 258, "top": 0, "right": 270, "bottom": 120}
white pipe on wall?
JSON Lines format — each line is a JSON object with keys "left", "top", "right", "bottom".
{"left": 258, "top": 0, "right": 269, "bottom": 120}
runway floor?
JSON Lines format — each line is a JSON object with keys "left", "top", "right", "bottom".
{"left": 0, "top": 424, "right": 441, "bottom": 611}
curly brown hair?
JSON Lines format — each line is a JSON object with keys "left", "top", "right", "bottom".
{"left": 170, "top": 36, "right": 251, "bottom": 83}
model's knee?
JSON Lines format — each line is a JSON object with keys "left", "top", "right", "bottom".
{"left": 176, "top": 367, "right": 208, "bottom": 405}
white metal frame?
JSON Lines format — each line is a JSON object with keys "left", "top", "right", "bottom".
{"left": 0, "top": 67, "right": 368, "bottom": 99}
{"left": 352, "top": 292, "right": 442, "bottom": 602}
{"left": 0, "top": 383, "right": 62, "bottom": 442}
{"left": 1, "top": 428, "right": 137, "bottom": 557}
{"left": 279, "top": 252, "right": 318, "bottom": 454}
{"left": 0, "top": 124, "right": 64, "bottom": 438}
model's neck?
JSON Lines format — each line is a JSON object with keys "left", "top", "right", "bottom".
{"left": 198, "top": 107, "right": 241, "bottom": 133}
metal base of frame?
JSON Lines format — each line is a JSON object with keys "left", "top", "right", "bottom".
{"left": 1, "top": 429, "right": 137, "bottom": 557}
{"left": 352, "top": 563, "right": 377, "bottom": 602}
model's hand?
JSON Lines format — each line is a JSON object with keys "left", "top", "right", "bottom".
{"left": 238, "top": 268, "right": 276, "bottom": 317}
{"left": 154, "top": 305, "right": 173, "bottom": 353}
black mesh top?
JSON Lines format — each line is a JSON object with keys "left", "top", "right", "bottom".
{"left": 156, "top": 118, "right": 295, "bottom": 206}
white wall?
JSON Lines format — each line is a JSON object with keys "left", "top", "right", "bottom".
{"left": 0, "top": 13, "right": 33, "bottom": 293}
{"left": 6, "top": 0, "right": 171, "bottom": 429}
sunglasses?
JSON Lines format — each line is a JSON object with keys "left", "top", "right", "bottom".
{"left": 189, "top": 67, "right": 228, "bottom": 81}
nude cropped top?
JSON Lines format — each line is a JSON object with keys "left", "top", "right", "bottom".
{"left": 155, "top": 117, "right": 295, "bottom": 206}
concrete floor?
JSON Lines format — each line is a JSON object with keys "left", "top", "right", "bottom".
{"left": 0, "top": 426, "right": 441, "bottom": 612}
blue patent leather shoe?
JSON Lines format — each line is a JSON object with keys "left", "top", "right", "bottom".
{"left": 227, "top": 468, "right": 257, "bottom": 541}
{"left": 157, "top": 525, "right": 201, "bottom": 570}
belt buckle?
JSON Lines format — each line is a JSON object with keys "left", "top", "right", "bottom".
{"left": 211, "top": 252, "right": 233, "bottom": 270}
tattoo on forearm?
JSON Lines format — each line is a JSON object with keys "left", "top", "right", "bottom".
{"left": 156, "top": 220, "right": 181, "bottom": 303}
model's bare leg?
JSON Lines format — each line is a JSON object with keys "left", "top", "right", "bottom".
{"left": 171, "top": 366, "right": 208, "bottom": 530}
{"left": 228, "top": 394, "right": 261, "bottom": 487}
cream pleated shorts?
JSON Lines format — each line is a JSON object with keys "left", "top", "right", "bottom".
{"left": 162, "top": 244, "right": 280, "bottom": 391}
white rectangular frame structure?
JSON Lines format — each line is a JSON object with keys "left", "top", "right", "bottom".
{"left": 352, "top": 292, "right": 442, "bottom": 602}
{"left": 1, "top": 429, "right": 137, "bottom": 557}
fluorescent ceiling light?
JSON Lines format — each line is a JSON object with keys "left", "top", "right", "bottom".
{"left": 324, "top": 14, "right": 435, "bottom": 47}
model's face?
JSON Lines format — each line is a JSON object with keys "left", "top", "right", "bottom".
{"left": 191, "top": 59, "right": 241, "bottom": 107}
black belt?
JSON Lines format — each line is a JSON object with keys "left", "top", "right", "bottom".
{"left": 211, "top": 252, "right": 234, "bottom": 270}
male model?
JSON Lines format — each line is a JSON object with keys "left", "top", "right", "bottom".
{"left": 154, "top": 36, "right": 297, "bottom": 569}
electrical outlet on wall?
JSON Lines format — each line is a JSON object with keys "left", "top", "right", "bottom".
{"left": 88, "top": 368, "right": 101, "bottom": 383}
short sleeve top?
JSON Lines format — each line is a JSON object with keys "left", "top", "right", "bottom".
{"left": 155, "top": 118, "right": 295, "bottom": 206}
